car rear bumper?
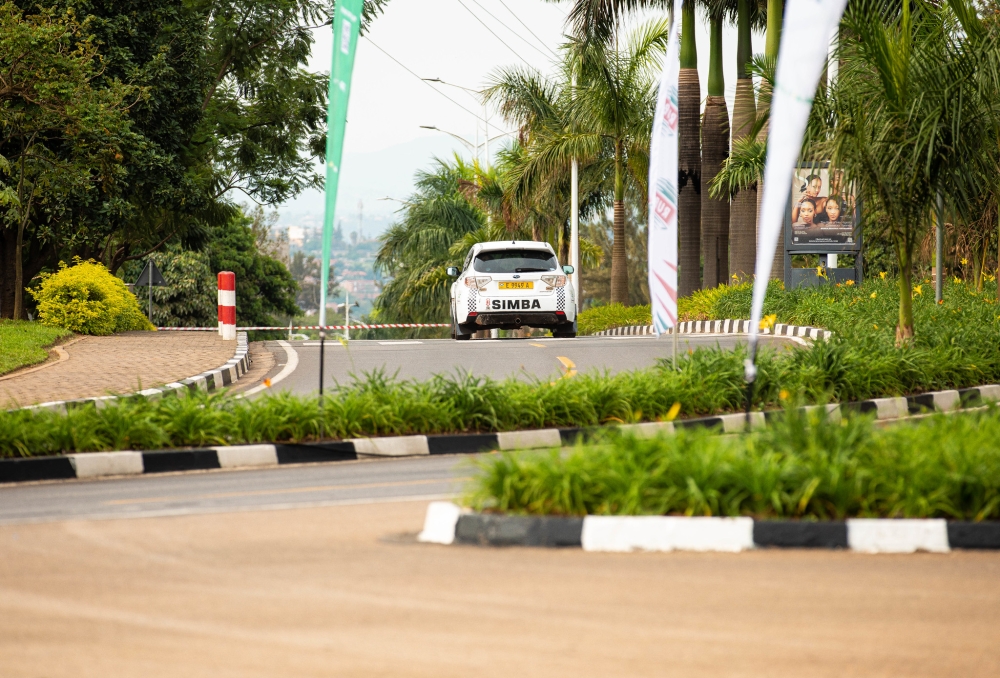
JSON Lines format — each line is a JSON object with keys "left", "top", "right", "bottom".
{"left": 469, "top": 312, "right": 570, "bottom": 329}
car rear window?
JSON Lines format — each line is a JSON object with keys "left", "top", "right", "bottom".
{"left": 474, "top": 249, "right": 557, "bottom": 273}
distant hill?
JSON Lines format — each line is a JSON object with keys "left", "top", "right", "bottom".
{"left": 277, "top": 134, "right": 483, "bottom": 234}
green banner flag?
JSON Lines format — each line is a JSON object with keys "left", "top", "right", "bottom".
{"left": 320, "top": 0, "right": 364, "bottom": 327}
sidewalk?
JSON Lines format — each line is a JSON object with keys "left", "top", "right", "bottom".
{"left": 0, "top": 331, "right": 235, "bottom": 408}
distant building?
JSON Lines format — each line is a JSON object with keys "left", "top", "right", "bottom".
{"left": 341, "top": 279, "right": 377, "bottom": 296}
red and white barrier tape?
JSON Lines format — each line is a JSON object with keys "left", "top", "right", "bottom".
{"left": 156, "top": 323, "right": 451, "bottom": 331}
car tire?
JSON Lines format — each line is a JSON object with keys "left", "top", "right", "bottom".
{"left": 553, "top": 330, "right": 576, "bottom": 338}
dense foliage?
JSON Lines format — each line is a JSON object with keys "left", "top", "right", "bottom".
{"left": 30, "top": 260, "right": 153, "bottom": 335}
{"left": 2, "top": 0, "right": 390, "bottom": 320}
{"left": 121, "top": 210, "right": 299, "bottom": 332}
{"left": 0, "top": 320, "right": 70, "bottom": 375}
{"left": 467, "top": 405, "right": 1000, "bottom": 520}
{"left": 0, "top": 3, "right": 137, "bottom": 319}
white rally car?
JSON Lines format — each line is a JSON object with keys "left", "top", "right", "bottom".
{"left": 447, "top": 240, "right": 577, "bottom": 340}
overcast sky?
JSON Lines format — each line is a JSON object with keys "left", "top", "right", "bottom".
{"left": 279, "top": 0, "right": 765, "bottom": 223}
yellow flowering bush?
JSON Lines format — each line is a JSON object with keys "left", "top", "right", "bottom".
{"left": 680, "top": 281, "right": 754, "bottom": 321}
{"left": 29, "top": 260, "right": 155, "bottom": 335}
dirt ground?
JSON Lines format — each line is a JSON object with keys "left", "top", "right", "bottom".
{"left": 0, "top": 500, "right": 997, "bottom": 677}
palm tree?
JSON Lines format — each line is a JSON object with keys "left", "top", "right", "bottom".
{"left": 701, "top": 1, "right": 730, "bottom": 289}
{"left": 947, "top": 0, "right": 1000, "bottom": 301}
{"left": 486, "top": 21, "right": 669, "bottom": 304}
{"left": 728, "top": 0, "right": 764, "bottom": 281}
{"left": 678, "top": 0, "right": 702, "bottom": 296}
{"left": 566, "top": 1, "right": 697, "bottom": 296}
{"left": 372, "top": 156, "right": 501, "bottom": 323}
{"left": 811, "top": 0, "right": 994, "bottom": 341}
{"left": 756, "top": 0, "right": 783, "bottom": 282}
{"left": 482, "top": 65, "right": 604, "bottom": 254}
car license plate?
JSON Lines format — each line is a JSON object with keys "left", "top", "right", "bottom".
{"left": 498, "top": 281, "right": 533, "bottom": 290}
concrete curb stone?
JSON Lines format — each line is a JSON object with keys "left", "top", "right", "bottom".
{"left": 591, "top": 320, "right": 834, "bottom": 341}
{"left": 418, "top": 502, "right": 1000, "bottom": 552}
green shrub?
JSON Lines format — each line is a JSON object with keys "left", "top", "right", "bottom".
{"left": 30, "top": 260, "right": 154, "bottom": 335}
{"left": 578, "top": 303, "right": 651, "bottom": 334}
{"left": 467, "top": 405, "right": 1000, "bottom": 520}
{"left": 678, "top": 281, "right": 759, "bottom": 320}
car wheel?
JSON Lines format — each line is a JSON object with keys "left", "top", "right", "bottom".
{"left": 552, "top": 330, "right": 576, "bottom": 338}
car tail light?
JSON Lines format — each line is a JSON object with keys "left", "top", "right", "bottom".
{"left": 464, "top": 276, "right": 491, "bottom": 291}
{"left": 541, "top": 275, "right": 567, "bottom": 288}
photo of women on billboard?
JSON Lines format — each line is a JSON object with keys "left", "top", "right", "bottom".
{"left": 790, "top": 168, "right": 857, "bottom": 247}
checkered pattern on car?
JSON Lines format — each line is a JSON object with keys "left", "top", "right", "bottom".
{"left": 468, "top": 288, "right": 477, "bottom": 314}
{"left": 556, "top": 287, "right": 565, "bottom": 311}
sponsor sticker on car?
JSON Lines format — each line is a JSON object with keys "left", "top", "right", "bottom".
{"left": 489, "top": 299, "right": 542, "bottom": 310}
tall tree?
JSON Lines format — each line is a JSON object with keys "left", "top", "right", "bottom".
{"left": 373, "top": 157, "right": 495, "bottom": 324}
{"left": 482, "top": 63, "right": 605, "bottom": 252}
{"left": 757, "top": 0, "right": 782, "bottom": 281}
{"left": 728, "top": 0, "right": 763, "bottom": 281}
{"left": 0, "top": 3, "right": 136, "bottom": 318}
{"left": 486, "top": 21, "right": 668, "bottom": 305}
{"left": 2, "top": 0, "right": 391, "bottom": 319}
{"left": 701, "top": 2, "right": 730, "bottom": 289}
{"left": 677, "top": 0, "right": 702, "bottom": 295}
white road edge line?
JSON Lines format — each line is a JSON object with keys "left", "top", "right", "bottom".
{"left": 240, "top": 340, "right": 299, "bottom": 397}
{"left": 0, "top": 493, "right": 456, "bottom": 526}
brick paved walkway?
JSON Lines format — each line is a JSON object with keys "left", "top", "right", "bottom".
{"left": 0, "top": 332, "right": 236, "bottom": 408}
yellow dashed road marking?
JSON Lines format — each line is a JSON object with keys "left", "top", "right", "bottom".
{"left": 529, "top": 342, "right": 546, "bottom": 348}
{"left": 556, "top": 356, "right": 577, "bottom": 378}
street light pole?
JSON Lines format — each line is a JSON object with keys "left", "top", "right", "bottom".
{"left": 419, "top": 125, "right": 476, "bottom": 153}
{"left": 570, "top": 72, "right": 580, "bottom": 305}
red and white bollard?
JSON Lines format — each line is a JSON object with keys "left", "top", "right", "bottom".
{"left": 217, "top": 271, "right": 236, "bottom": 340}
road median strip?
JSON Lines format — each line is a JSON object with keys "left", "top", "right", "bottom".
{"left": 2, "top": 381, "right": 998, "bottom": 484}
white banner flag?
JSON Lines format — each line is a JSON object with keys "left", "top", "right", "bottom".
{"left": 747, "top": 0, "right": 848, "bottom": 373}
{"left": 647, "top": 0, "right": 683, "bottom": 335}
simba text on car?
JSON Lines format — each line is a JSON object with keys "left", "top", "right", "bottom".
{"left": 446, "top": 241, "right": 577, "bottom": 340}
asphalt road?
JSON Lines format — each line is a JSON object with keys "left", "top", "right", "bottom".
{"left": 0, "top": 455, "right": 475, "bottom": 525}
{"left": 262, "top": 334, "right": 795, "bottom": 394}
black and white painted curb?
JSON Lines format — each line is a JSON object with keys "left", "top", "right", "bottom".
{"left": 21, "top": 332, "right": 251, "bottom": 414}
{"left": 3, "top": 382, "right": 999, "bottom": 484}
{"left": 417, "top": 502, "right": 1000, "bottom": 553}
{"left": 592, "top": 319, "right": 833, "bottom": 341}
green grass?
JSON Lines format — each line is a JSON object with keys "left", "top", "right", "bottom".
{"left": 0, "top": 321, "right": 71, "bottom": 376}
{"left": 466, "top": 405, "right": 1000, "bottom": 520}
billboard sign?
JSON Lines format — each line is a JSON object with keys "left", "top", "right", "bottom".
{"left": 788, "top": 166, "right": 859, "bottom": 249}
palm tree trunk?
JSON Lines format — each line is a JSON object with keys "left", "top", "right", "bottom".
{"left": 895, "top": 230, "right": 914, "bottom": 345}
{"left": 701, "top": 14, "right": 729, "bottom": 289}
{"left": 678, "top": 0, "right": 701, "bottom": 296}
{"left": 729, "top": 0, "right": 757, "bottom": 282}
{"left": 611, "top": 142, "right": 629, "bottom": 304}
{"left": 759, "top": 0, "right": 784, "bottom": 283}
